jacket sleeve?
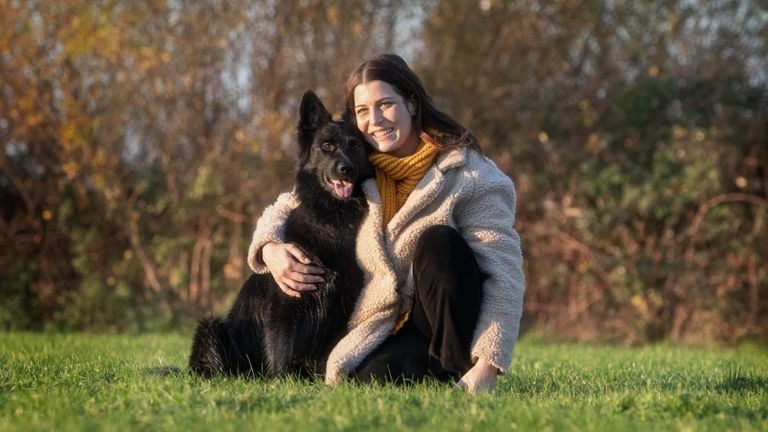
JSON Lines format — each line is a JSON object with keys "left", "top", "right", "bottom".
{"left": 246, "top": 190, "right": 300, "bottom": 274}
{"left": 454, "top": 159, "right": 525, "bottom": 374}
{"left": 324, "top": 309, "right": 397, "bottom": 385}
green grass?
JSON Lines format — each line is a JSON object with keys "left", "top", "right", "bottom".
{"left": 1, "top": 332, "right": 766, "bottom": 431}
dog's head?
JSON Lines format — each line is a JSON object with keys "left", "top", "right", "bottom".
{"left": 297, "top": 90, "right": 373, "bottom": 199}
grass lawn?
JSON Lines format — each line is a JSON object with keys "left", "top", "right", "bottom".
{"left": 0, "top": 332, "right": 766, "bottom": 431}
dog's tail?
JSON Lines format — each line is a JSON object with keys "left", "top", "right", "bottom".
{"left": 188, "top": 316, "right": 230, "bottom": 377}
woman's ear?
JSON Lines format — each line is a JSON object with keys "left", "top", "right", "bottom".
{"left": 407, "top": 98, "right": 416, "bottom": 116}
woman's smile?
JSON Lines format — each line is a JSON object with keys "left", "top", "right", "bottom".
{"left": 371, "top": 127, "right": 395, "bottom": 140}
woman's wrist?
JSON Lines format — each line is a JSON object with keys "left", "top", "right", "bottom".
{"left": 259, "top": 242, "right": 278, "bottom": 265}
{"left": 474, "top": 358, "right": 500, "bottom": 375}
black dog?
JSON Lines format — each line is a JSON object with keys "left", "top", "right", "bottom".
{"left": 189, "top": 91, "right": 371, "bottom": 378}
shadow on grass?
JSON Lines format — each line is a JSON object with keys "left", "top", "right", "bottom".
{"left": 715, "top": 372, "right": 768, "bottom": 395}
{"left": 503, "top": 369, "right": 768, "bottom": 398}
{"left": 144, "top": 365, "right": 184, "bottom": 376}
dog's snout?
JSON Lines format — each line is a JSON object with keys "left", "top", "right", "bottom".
{"left": 337, "top": 162, "right": 354, "bottom": 176}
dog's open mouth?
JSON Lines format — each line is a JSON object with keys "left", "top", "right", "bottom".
{"left": 326, "top": 177, "right": 355, "bottom": 198}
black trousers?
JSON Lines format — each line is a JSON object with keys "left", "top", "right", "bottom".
{"left": 353, "top": 225, "right": 485, "bottom": 383}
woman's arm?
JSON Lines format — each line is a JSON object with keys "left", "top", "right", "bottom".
{"left": 455, "top": 157, "right": 525, "bottom": 377}
{"left": 247, "top": 191, "right": 325, "bottom": 297}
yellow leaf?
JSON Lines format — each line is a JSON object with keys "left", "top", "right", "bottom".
{"left": 63, "top": 162, "right": 78, "bottom": 179}
{"left": 327, "top": 4, "right": 339, "bottom": 25}
{"left": 631, "top": 294, "right": 648, "bottom": 315}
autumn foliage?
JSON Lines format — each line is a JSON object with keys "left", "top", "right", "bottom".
{"left": 1, "top": 1, "right": 766, "bottom": 342}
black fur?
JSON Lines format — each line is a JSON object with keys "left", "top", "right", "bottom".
{"left": 189, "top": 91, "right": 372, "bottom": 378}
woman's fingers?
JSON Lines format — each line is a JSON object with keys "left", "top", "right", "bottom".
{"left": 275, "top": 272, "right": 322, "bottom": 297}
{"left": 284, "top": 243, "right": 313, "bottom": 264}
{"left": 275, "top": 280, "right": 301, "bottom": 298}
{"left": 277, "top": 270, "right": 322, "bottom": 290}
{"left": 284, "top": 245, "right": 325, "bottom": 274}
{"left": 262, "top": 242, "right": 326, "bottom": 297}
{"left": 286, "top": 262, "right": 326, "bottom": 279}
{"left": 456, "top": 360, "right": 498, "bottom": 394}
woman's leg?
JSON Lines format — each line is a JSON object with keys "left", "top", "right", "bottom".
{"left": 353, "top": 225, "right": 484, "bottom": 383}
{"left": 410, "top": 225, "right": 484, "bottom": 377}
{"left": 352, "top": 321, "right": 430, "bottom": 383}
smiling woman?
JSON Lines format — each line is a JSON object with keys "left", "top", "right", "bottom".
{"left": 251, "top": 54, "right": 525, "bottom": 394}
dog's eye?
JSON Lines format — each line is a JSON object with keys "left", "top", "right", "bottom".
{"left": 321, "top": 142, "right": 336, "bottom": 152}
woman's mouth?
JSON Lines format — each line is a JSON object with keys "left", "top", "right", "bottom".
{"left": 371, "top": 128, "right": 395, "bottom": 141}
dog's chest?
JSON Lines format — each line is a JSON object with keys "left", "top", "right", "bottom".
{"left": 284, "top": 206, "right": 360, "bottom": 259}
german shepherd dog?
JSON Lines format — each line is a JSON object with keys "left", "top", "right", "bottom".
{"left": 188, "top": 91, "right": 372, "bottom": 378}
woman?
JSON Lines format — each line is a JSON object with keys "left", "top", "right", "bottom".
{"left": 247, "top": 54, "right": 524, "bottom": 393}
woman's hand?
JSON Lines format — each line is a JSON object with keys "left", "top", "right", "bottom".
{"left": 261, "top": 242, "right": 325, "bottom": 298}
{"left": 455, "top": 358, "right": 498, "bottom": 394}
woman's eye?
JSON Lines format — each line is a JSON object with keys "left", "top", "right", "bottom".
{"left": 355, "top": 108, "right": 367, "bottom": 116}
{"left": 321, "top": 142, "right": 336, "bottom": 152}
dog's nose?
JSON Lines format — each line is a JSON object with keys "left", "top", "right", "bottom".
{"left": 338, "top": 163, "right": 354, "bottom": 175}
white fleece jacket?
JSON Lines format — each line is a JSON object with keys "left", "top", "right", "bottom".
{"left": 247, "top": 147, "right": 525, "bottom": 384}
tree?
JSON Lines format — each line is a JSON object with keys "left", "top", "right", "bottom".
{"left": 416, "top": 0, "right": 768, "bottom": 343}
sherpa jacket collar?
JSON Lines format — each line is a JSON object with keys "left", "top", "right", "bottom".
{"left": 363, "top": 147, "right": 467, "bottom": 236}
{"left": 435, "top": 146, "right": 467, "bottom": 172}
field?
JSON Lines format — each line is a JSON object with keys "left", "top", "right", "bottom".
{"left": 1, "top": 332, "right": 766, "bottom": 431}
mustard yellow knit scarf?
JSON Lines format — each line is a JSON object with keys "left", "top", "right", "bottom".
{"left": 369, "top": 141, "right": 440, "bottom": 225}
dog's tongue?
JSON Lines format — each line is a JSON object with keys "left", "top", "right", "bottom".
{"left": 331, "top": 179, "right": 354, "bottom": 198}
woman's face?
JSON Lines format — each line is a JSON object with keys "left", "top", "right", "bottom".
{"left": 353, "top": 80, "right": 417, "bottom": 157}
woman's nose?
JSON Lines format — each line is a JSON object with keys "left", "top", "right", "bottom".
{"left": 371, "top": 108, "right": 383, "bottom": 125}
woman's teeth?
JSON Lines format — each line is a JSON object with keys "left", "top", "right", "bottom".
{"left": 372, "top": 128, "right": 394, "bottom": 139}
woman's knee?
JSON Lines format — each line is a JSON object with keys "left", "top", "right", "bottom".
{"left": 414, "top": 225, "right": 475, "bottom": 271}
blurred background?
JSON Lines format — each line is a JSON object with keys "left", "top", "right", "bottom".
{"left": 1, "top": 0, "right": 766, "bottom": 344}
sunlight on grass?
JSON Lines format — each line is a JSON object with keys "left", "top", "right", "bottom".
{"left": 1, "top": 333, "right": 766, "bottom": 431}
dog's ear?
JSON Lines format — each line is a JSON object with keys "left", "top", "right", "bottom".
{"left": 341, "top": 107, "right": 356, "bottom": 125}
{"left": 298, "top": 90, "right": 332, "bottom": 160}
